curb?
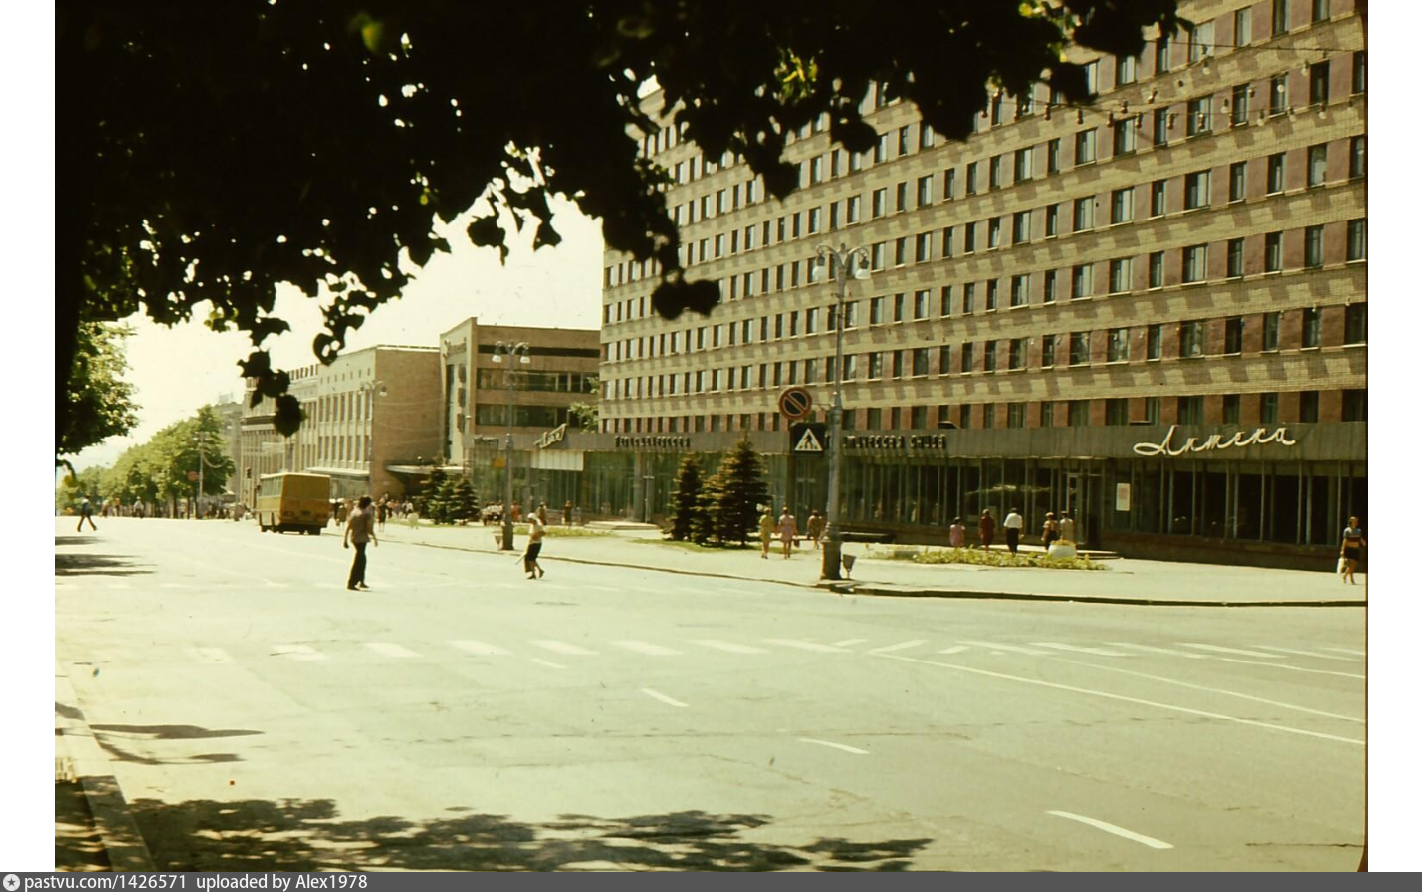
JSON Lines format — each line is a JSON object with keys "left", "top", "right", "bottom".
{"left": 55, "top": 664, "right": 156, "bottom": 872}
{"left": 394, "top": 536, "right": 1360, "bottom": 608}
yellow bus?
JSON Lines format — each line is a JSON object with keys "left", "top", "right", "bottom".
{"left": 255, "top": 472, "right": 332, "bottom": 535}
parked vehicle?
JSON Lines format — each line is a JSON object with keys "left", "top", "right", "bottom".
{"left": 255, "top": 473, "right": 332, "bottom": 535}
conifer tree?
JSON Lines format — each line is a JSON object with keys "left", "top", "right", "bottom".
{"left": 707, "top": 437, "right": 769, "bottom": 546}
{"left": 669, "top": 455, "right": 707, "bottom": 542}
{"left": 452, "top": 477, "right": 479, "bottom": 523}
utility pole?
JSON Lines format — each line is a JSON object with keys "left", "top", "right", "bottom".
{"left": 492, "top": 341, "right": 530, "bottom": 550}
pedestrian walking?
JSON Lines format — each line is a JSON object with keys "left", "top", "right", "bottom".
{"left": 978, "top": 509, "right": 996, "bottom": 550}
{"left": 758, "top": 507, "right": 775, "bottom": 559}
{"left": 1339, "top": 516, "right": 1366, "bottom": 585}
{"left": 1041, "top": 512, "right": 1059, "bottom": 550}
{"left": 1002, "top": 507, "right": 1024, "bottom": 555}
{"left": 342, "top": 495, "right": 378, "bottom": 591}
{"left": 777, "top": 507, "right": 799, "bottom": 559}
{"left": 376, "top": 496, "right": 388, "bottom": 532}
{"left": 805, "top": 509, "right": 825, "bottom": 549}
{"left": 1059, "top": 510, "right": 1078, "bottom": 545}
{"left": 949, "top": 516, "right": 966, "bottom": 549}
{"left": 76, "top": 496, "right": 97, "bottom": 532}
{"left": 524, "top": 512, "right": 546, "bottom": 579}
{"left": 537, "top": 501, "right": 548, "bottom": 526}
{"left": 563, "top": 500, "right": 573, "bottom": 526}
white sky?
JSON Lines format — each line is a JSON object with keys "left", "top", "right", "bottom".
{"left": 67, "top": 198, "right": 605, "bottom": 472}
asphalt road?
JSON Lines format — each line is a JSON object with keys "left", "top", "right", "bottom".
{"left": 55, "top": 518, "right": 1366, "bottom": 871}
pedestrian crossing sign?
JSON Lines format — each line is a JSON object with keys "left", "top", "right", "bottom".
{"left": 793, "top": 427, "right": 824, "bottom": 452}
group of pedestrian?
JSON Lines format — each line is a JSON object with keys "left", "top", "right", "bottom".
{"left": 949, "top": 507, "right": 1077, "bottom": 555}
{"left": 757, "top": 507, "right": 826, "bottom": 559}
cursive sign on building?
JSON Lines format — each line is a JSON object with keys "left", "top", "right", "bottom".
{"left": 536, "top": 423, "right": 568, "bottom": 449}
{"left": 1133, "top": 425, "right": 1297, "bottom": 457}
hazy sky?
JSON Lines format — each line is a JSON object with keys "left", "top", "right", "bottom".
{"left": 69, "top": 197, "right": 605, "bottom": 472}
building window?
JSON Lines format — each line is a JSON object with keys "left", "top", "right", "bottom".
{"left": 1012, "top": 211, "right": 1032, "bottom": 245}
{"left": 1265, "top": 231, "right": 1283, "bottom": 272}
{"left": 1073, "top": 197, "right": 1095, "bottom": 232}
{"left": 1184, "top": 170, "right": 1210, "bottom": 209}
{"left": 869, "top": 296, "right": 885, "bottom": 325}
{"left": 1344, "top": 304, "right": 1367, "bottom": 344}
{"left": 1149, "top": 251, "right": 1164, "bottom": 289}
{"left": 1299, "top": 390, "right": 1320, "bottom": 423}
{"left": 872, "top": 188, "right": 887, "bottom": 218}
{"left": 940, "top": 286, "right": 953, "bottom": 317}
{"left": 1111, "top": 187, "right": 1134, "bottom": 224}
{"left": 1008, "top": 403, "right": 1027, "bottom": 428}
{"left": 1108, "top": 258, "right": 1132, "bottom": 294}
{"left": 896, "top": 181, "right": 909, "bottom": 212}
{"left": 938, "top": 345, "right": 951, "bottom": 374}
{"left": 1042, "top": 335, "right": 1057, "bottom": 367}
{"left": 920, "top": 123, "right": 935, "bottom": 150}
{"left": 981, "top": 404, "right": 997, "bottom": 429}
{"left": 1145, "top": 397, "right": 1160, "bottom": 425}
{"left": 892, "top": 350, "right": 905, "bottom": 378}
{"left": 1047, "top": 138, "right": 1061, "bottom": 174}
{"left": 1153, "top": 107, "right": 1169, "bottom": 147}
{"left": 1150, "top": 179, "right": 1167, "bottom": 217}
{"left": 1228, "top": 161, "right": 1246, "bottom": 203}
{"left": 1263, "top": 312, "right": 1281, "bottom": 351}
{"left": 1260, "top": 392, "right": 1280, "bottom": 423}
{"left": 1009, "top": 338, "right": 1027, "bottom": 370}
{"left": 1114, "top": 119, "right": 1137, "bottom": 155}
{"left": 986, "top": 279, "right": 1000, "bottom": 311}
{"left": 1272, "top": 0, "right": 1289, "bottom": 35}
{"left": 1231, "top": 83, "right": 1250, "bottom": 127}
{"left": 961, "top": 342, "right": 975, "bottom": 374}
{"left": 1350, "top": 136, "right": 1365, "bottom": 179}
{"left": 913, "top": 289, "right": 930, "bottom": 320}
{"left": 1182, "top": 244, "right": 1208, "bottom": 283}
{"left": 918, "top": 175, "right": 934, "bottom": 207}
{"left": 1347, "top": 219, "right": 1366, "bottom": 261}
{"left": 1116, "top": 53, "right": 1138, "bottom": 85}
{"left": 1178, "top": 396, "right": 1205, "bottom": 426}
{"left": 913, "top": 348, "right": 930, "bottom": 377}
{"left": 1309, "top": 61, "right": 1330, "bottom": 106}
{"left": 1068, "top": 400, "right": 1090, "bottom": 427}
{"left": 1040, "top": 401, "right": 1057, "bottom": 428}
{"left": 963, "top": 283, "right": 976, "bottom": 313}
{"left": 1308, "top": 144, "right": 1327, "bottom": 187}
{"left": 983, "top": 341, "right": 997, "bottom": 373}
{"left": 1045, "top": 205, "right": 1059, "bottom": 237}
{"left": 898, "top": 125, "right": 911, "bottom": 156}
{"left": 1342, "top": 389, "right": 1366, "bottom": 422}
{"left": 1303, "top": 307, "right": 1322, "bottom": 348}
{"left": 1270, "top": 74, "right": 1289, "bottom": 115}
{"left": 964, "top": 222, "right": 977, "bottom": 254}
{"left": 917, "top": 232, "right": 932, "bottom": 263}
{"left": 1011, "top": 274, "right": 1030, "bottom": 307}
{"left": 1305, "top": 225, "right": 1324, "bottom": 268}
{"left": 1235, "top": 8, "right": 1252, "bottom": 45}
{"left": 1223, "top": 394, "right": 1241, "bottom": 424}
{"left": 1106, "top": 398, "right": 1129, "bottom": 426}
{"left": 1186, "top": 97, "right": 1212, "bottom": 137}
{"left": 1107, "top": 328, "right": 1130, "bottom": 362}
{"left": 1312, "top": 0, "right": 1331, "bottom": 22}
{"left": 1043, "top": 270, "right": 1057, "bottom": 303}
{"left": 1155, "top": 34, "right": 1171, "bottom": 73}
{"left": 895, "top": 237, "right": 908, "bottom": 265}
{"left": 1353, "top": 51, "right": 1366, "bottom": 95}
{"left": 1014, "top": 147, "right": 1033, "bottom": 182}
{"left": 1069, "top": 332, "right": 1091, "bottom": 366}
{"left": 1188, "top": 20, "right": 1214, "bottom": 64}
{"left": 1075, "top": 128, "right": 1097, "bottom": 165}
{"left": 988, "top": 218, "right": 1002, "bottom": 249}
{"left": 965, "top": 161, "right": 978, "bottom": 195}
{"left": 943, "top": 168, "right": 957, "bottom": 200}
{"left": 1179, "top": 320, "right": 1204, "bottom": 357}
{"left": 989, "top": 154, "right": 1004, "bottom": 190}
{"left": 1227, "top": 238, "right": 1245, "bottom": 278}
{"left": 1224, "top": 317, "right": 1243, "bottom": 354}
{"left": 1071, "top": 264, "right": 1093, "bottom": 299}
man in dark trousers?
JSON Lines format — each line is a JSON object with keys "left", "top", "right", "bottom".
{"left": 343, "top": 495, "right": 378, "bottom": 591}
{"left": 76, "top": 496, "right": 97, "bottom": 532}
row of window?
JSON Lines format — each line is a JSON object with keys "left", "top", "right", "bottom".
{"left": 602, "top": 387, "right": 1367, "bottom": 435}
{"left": 295, "top": 435, "right": 370, "bottom": 468}
{"left": 309, "top": 390, "right": 378, "bottom": 425}
{"left": 603, "top": 303, "right": 1365, "bottom": 403}
{"left": 603, "top": 219, "right": 1366, "bottom": 357}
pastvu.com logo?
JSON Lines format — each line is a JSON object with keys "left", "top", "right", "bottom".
{"left": 3, "top": 873, "right": 20, "bottom": 891}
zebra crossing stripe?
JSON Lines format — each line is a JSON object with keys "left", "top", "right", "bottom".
{"left": 449, "top": 640, "right": 511, "bottom": 656}
{"left": 869, "top": 640, "right": 928, "bottom": 654}
{"left": 271, "top": 645, "right": 327, "bottom": 661}
{"left": 959, "top": 640, "right": 1051, "bottom": 656}
{"left": 833, "top": 639, "right": 868, "bottom": 647}
{"left": 613, "top": 640, "right": 683, "bottom": 656}
{"left": 1253, "top": 645, "right": 1359, "bottom": 662}
{"left": 690, "top": 640, "right": 768, "bottom": 654}
{"left": 531, "top": 640, "right": 597, "bottom": 656}
{"left": 1178, "top": 643, "right": 1285, "bottom": 659}
{"left": 936, "top": 646, "right": 970, "bottom": 655}
{"left": 1032, "top": 643, "right": 1132, "bottom": 657}
{"left": 1108, "top": 643, "right": 1209, "bottom": 659}
{"left": 1321, "top": 647, "right": 1366, "bottom": 657}
{"left": 362, "top": 642, "right": 420, "bottom": 659}
{"left": 764, "top": 639, "right": 852, "bottom": 653}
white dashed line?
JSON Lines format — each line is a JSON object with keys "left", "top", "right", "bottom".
{"left": 958, "top": 640, "right": 1051, "bottom": 656}
{"left": 613, "top": 640, "right": 683, "bottom": 656}
{"left": 1047, "top": 811, "right": 1173, "bottom": 850}
{"left": 833, "top": 639, "right": 869, "bottom": 647}
{"left": 1032, "top": 643, "right": 1132, "bottom": 657}
{"left": 1108, "top": 643, "right": 1209, "bottom": 659}
{"left": 690, "top": 640, "right": 769, "bottom": 654}
{"left": 797, "top": 737, "right": 870, "bottom": 755}
{"left": 362, "top": 642, "right": 421, "bottom": 659}
{"left": 936, "top": 646, "right": 970, "bottom": 655}
{"left": 641, "top": 688, "right": 688, "bottom": 708}
{"left": 1322, "top": 647, "right": 1366, "bottom": 657}
{"left": 531, "top": 640, "right": 597, "bottom": 656}
{"left": 529, "top": 658, "right": 566, "bottom": 669}
{"left": 764, "top": 639, "right": 852, "bottom": 653}
{"left": 869, "top": 640, "right": 928, "bottom": 654}
{"left": 1215, "top": 658, "right": 1366, "bottom": 679}
{"left": 1177, "top": 643, "right": 1285, "bottom": 659}
{"left": 1254, "top": 645, "right": 1359, "bottom": 662}
{"left": 1063, "top": 661, "right": 1365, "bottom": 722}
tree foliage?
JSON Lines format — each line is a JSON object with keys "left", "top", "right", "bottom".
{"left": 706, "top": 437, "right": 770, "bottom": 547}
{"left": 59, "top": 321, "right": 140, "bottom": 460}
{"left": 93, "top": 406, "right": 235, "bottom": 512}
{"left": 57, "top": 1, "right": 1179, "bottom": 450}
{"left": 668, "top": 455, "right": 709, "bottom": 543}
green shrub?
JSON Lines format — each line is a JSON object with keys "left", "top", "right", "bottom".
{"left": 864, "top": 545, "right": 1106, "bottom": 571}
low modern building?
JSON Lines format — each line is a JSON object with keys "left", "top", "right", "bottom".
{"left": 589, "top": 0, "right": 1367, "bottom": 568}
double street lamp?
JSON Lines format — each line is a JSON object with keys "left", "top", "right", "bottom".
{"left": 491, "top": 341, "right": 530, "bottom": 551}
{"left": 810, "top": 243, "right": 871, "bottom": 581}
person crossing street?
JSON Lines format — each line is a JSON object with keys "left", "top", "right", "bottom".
{"left": 343, "top": 495, "right": 378, "bottom": 591}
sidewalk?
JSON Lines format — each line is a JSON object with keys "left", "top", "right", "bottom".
{"left": 373, "top": 520, "right": 1365, "bottom": 607}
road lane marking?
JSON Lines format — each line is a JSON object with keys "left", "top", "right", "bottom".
{"left": 764, "top": 639, "right": 852, "bottom": 653}
{"left": 641, "top": 688, "right": 688, "bottom": 708}
{"left": 833, "top": 639, "right": 868, "bottom": 647}
{"left": 1323, "top": 647, "right": 1366, "bottom": 657}
{"left": 613, "top": 640, "right": 683, "bottom": 656}
{"left": 959, "top": 640, "right": 1050, "bottom": 656}
{"left": 1108, "top": 643, "right": 1209, "bottom": 659}
{"left": 1215, "top": 658, "right": 1366, "bottom": 679}
{"left": 869, "top": 652, "right": 1364, "bottom": 746}
{"left": 530, "top": 658, "right": 566, "bottom": 669}
{"left": 1253, "top": 645, "right": 1359, "bottom": 662}
{"left": 798, "top": 738, "right": 870, "bottom": 755}
{"left": 869, "top": 640, "right": 928, "bottom": 654}
{"left": 449, "top": 640, "right": 511, "bottom": 656}
{"left": 1177, "top": 643, "right": 1285, "bottom": 659}
{"left": 936, "top": 646, "right": 970, "bottom": 655}
{"left": 531, "top": 640, "right": 597, "bottom": 656}
{"left": 1046, "top": 811, "right": 1173, "bottom": 850}
{"left": 362, "top": 642, "right": 421, "bottom": 659}
{"left": 1032, "top": 643, "right": 1132, "bottom": 657}
{"left": 1062, "top": 661, "right": 1365, "bottom": 722}
{"left": 271, "top": 645, "right": 328, "bottom": 662}
{"left": 185, "top": 647, "right": 233, "bottom": 663}
{"left": 690, "top": 640, "right": 768, "bottom": 654}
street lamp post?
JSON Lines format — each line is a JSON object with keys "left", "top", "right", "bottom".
{"left": 812, "top": 243, "right": 871, "bottom": 581}
{"left": 492, "top": 341, "right": 530, "bottom": 551}
{"left": 191, "top": 429, "right": 226, "bottom": 519}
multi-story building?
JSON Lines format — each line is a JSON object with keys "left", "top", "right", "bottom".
{"left": 239, "top": 345, "right": 443, "bottom": 504}
{"left": 438, "top": 318, "right": 600, "bottom": 510}
{"left": 595, "top": 0, "right": 1366, "bottom": 567}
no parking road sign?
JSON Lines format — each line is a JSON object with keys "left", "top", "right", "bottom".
{"left": 778, "top": 386, "right": 813, "bottom": 420}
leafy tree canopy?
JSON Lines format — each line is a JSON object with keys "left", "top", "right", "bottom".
{"left": 57, "top": 0, "right": 1178, "bottom": 446}
{"left": 59, "top": 321, "right": 140, "bottom": 461}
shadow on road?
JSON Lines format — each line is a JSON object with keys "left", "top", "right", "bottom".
{"left": 55, "top": 553, "right": 154, "bottom": 577}
{"left": 128, "top": 798, "right": 932, "bottom": 871}
{"left": 91, "top": 724, "right": 264, "bottom": 741}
